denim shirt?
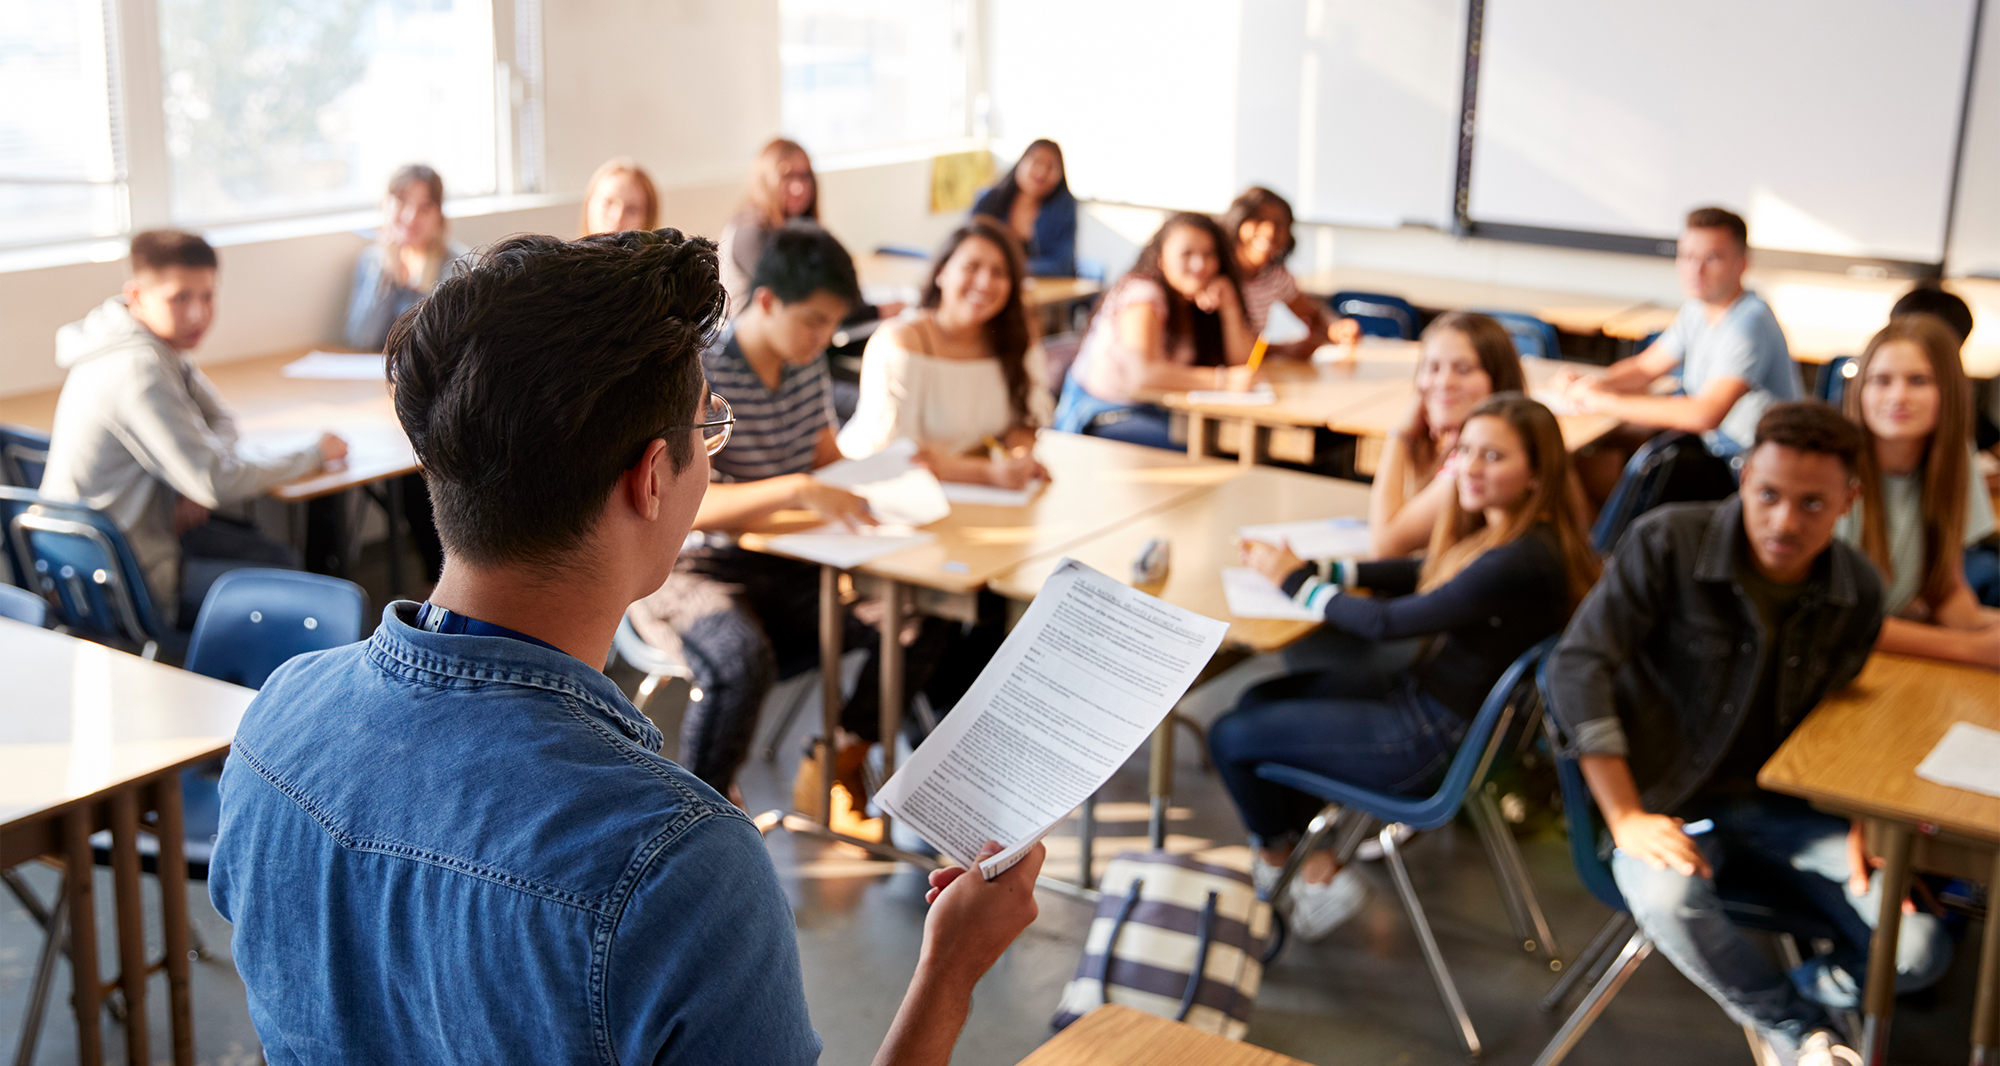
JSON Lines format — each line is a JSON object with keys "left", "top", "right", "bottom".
{"left": 1546, "top": 498, "right": 1884, "bottom": 815}
{"left": 210, "top": 603, "right": 822, "bottom": 1065}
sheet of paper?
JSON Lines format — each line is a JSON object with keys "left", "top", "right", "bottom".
{"left": 875, "top": 558, "right": 1227, "bottom": 878}
{"left": 1234, "top": 516, "right": 1372, "bottom": 560}
{"left": 1185, "top": 389, "right": 1277, "bottom": 406}
{"left": 940, "top": 479, "right": 1044, "bottom": 507}
{"left": 281, "top": 351, "right": 387, "bottom": 381}
{"left": 813, "top": 438, "right": 952, "bottom": 527}
{"left": 1914, "top": 721, "right": 2000, "bottom": 799}
{"left": 1220, "top": 567, "right": 1321, "bottom": 621}
{"left": 761, "top": 524, "right": 935, "bottom": 570}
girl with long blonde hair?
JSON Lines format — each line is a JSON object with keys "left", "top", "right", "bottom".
{"left": 1214, "top": 393, "right": 1598, "bottom": 939}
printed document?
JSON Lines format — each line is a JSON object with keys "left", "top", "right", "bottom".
{"left": 1220, "top": 567, "right": 1321, "bottom": 621}
{"left": 814, "top": 438, "right": 951, "bottom": 527}
{"left": 875, "top": 559, "right": 1227, "bottom": 878}
{"left": 1235, "top": 516, "right": 1372, "bottom": 560}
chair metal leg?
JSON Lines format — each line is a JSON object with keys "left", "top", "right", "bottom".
{"left": 1381, "top": 823, "right": 1482, "bottom": 1060}
{"left": 1468, "top": 786, "right": 1560, "bottom": 966}
{"left": 1532, "top": 929, "right": 1653, "bottom": 1066}
{"left": 1075, "top": 790, "right": 1097, "bottom": 891}
{"left": 760, "top": 672, "right": 820, "bottom": 763}
{"left": 1541, "top": 912, "right": 1633, "bottom": 1012}
{"left": 1170, "top": 711, "right": 1211, "bottom": 773}
{"left": 1268, "top": 804, "right": 1342, "bottom": 910}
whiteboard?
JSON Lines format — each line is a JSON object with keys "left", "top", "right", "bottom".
{"left": 1468, "top": 0, "right": 1978, "bottom": 263}
{"left": 986, "top": 0, "right": 1464, "bottom": 229}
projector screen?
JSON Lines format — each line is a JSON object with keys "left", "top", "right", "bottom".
{"left": 1467, "top": 0, "right": 1979, "bottom": 263}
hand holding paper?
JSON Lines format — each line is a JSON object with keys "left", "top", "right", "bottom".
{"left": 874, "top": 559, "right": 1227, "bottom": 878}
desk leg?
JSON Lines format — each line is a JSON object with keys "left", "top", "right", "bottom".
{"left": 1147, "top": 718, "right": 1174, "bottom": 850}
{"left": 1187, "top": 413, "right": 1209, "bottom": 460}
{"left": 62, "top": 808, "right": 104, "bottom": 1066}
{"left": 153, "top": 778, "right": 196, "bottom": 1066}
{"left": 878, "top": 580, "right": 906, "bottom": 844}
{"left": 1971, "top": 846, "right": 2000, "bottom": 1066}
{"left": 817, "top": 566, "right": 842, "bottom": 825}
{"left": 1238, "top": 419, "right": 1262, "bottom": 467}
{"left": 1860, "top": 819, "right": 1911, "bottom": 1066}
{"left": 109, "top": 791, "right": 149, "bottom": 1066}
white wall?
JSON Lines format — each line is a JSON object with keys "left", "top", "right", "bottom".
{"left": 1948, "top": 1, "right": 2000, "bottom": 277}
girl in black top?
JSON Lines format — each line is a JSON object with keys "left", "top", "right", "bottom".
{"left": 1212, "top": 393, "right": 1599, "bottom": 938}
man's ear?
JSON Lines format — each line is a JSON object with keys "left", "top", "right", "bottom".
{"left": 623, "top": 438, "right": 672, "bottom": 522}
{"left": 121, "top": 277, "right": 145, "bottom": 304}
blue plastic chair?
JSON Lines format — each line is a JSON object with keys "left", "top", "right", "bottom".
{"left": 0, "top": 582, "right": 48, "bottom": 626}
{"left": 0, "top": 487, "right": 177, "bottom": 659}
{"left": 1815, "top": 355, "right": 1858, "bottom": 406}
{"left": 0, "top": 423, "right": 49, "bottom": 489}
{"left": 1479, "top": 310, "right": 1563, "bottom": 361}
{"left": 1329, "top": 291, "right": 1420, "bottom": 340}
{"left": 184, "top": 568, "right": 367, "bottom": 688}
{"left": 1589, "top": 431, "right": 1739, "bottom": 554}
{"left": 1254, "top": 636, "right": 1561, "bottom": 1059}
{"left": 1528, "top": 664, "right": 1847, "bottom": 1066}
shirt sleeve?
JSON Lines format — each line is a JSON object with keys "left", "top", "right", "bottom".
{"left": 1545, "top": 515, "right": 1676, "bottom": 758}
{"left": 1316, "top": 536, "right": 1559, "bottom": 640}
{"left": 1028, "top": 193, "right": 1078, "bottom": 277}
{"left": 606, "top": 813, "right": 821, "bottom": 1066}
{"left": 1652, "top": 306, "right": 1690, "bottom": 365}
{"left": 344, "top": 250, "right": 394, "bottom": 351}
{"left": 109, "top": 353, "right": 324, "bottom": 509}
{"left": 836, "top": 332, "right": 918, "bottom": 458}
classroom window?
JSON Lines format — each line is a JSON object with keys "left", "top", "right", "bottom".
{"left": 780, "top": 0, "right": 969, "bottom": 157}
{"left": 158, "top": 0, "right": 500, "bottom": 225}
{"left": 0, "top": 0, "right": 128, "bottom": 247}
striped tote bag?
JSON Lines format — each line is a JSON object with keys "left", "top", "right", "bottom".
{"left": 1051, "top": 851, "right": 1274, "bottom": 1039}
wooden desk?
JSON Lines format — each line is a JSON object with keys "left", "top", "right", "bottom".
{"left": 1323, "top": 355, "right": 1623, "bottom": 460}
{"left": 1293, "top": 266, "right": 1648, "bottom": 336}
{"left": 1759, "top": 653, "right": 2000, "bottom": 1065}
{"left": 1017, "top": 1004, "right": 1309, "bottom": 1066}
{"left": 739, "top": 432, "right": 1238, "bottom": 842}
{"left": 1, "top": 618, "right": 256, "bottom": 1066}
{"left": 1152, "top": 341, "right": 1420, "bottom": 467}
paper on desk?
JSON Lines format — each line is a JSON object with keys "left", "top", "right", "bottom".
{"left": 761, "top": 523, "right": 935, "bottom": 569}
{"left": 1220, "top": 567, "right": 1322, "bottom": 621}
{"left": 813, "top": 438, "right": 952, "bottom": 527}
{"left": 281, "top": 351, "right": 387, "bottom": 381}
{"left": 941, "top": 479, "right": 1044, "bottom": 507}
{"left": 1185, "top": 388, "right": 1277, "bottom": 406}
{"left": 1914, "top": 721, "right": 2000, "bottom": 799}
{"left": 1263, "top": 298, "right": 1312, "bottom": 344}
{"left": 1235, "top": 516, "right": 1371, "bottom": 560}
{"left": 874, "top": 558, "right": 1228, "bottom": 879}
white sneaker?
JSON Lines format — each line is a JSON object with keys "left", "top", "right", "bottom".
{"left": 1353, "top": 823, "right": 1416, "bottom": 862}
{"left": 1796, "top": 1029, "right": 1862, "bottom": 1066}
{"left": 1286, "top": 867, "right": 1368, "bottom": 941}
{"left": 1251, "top": 855, "right": 1283, "bottom": 899}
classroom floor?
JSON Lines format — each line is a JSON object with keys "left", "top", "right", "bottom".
{"left": 1, "top": 552, "right": 1988, "bottom": 1065}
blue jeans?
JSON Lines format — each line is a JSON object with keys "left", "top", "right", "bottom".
{"left": 1612, "top": 794, "right": 1952, "bottom": 1060}
{"left": 1209, "top": 667, "right": 1462, "bottom": 847}
{"left": 1966, "top": 542, "right": 1999, "bottom": 608}
{"left": 1080, "top": 403, "right": 1179, "bottom": 451}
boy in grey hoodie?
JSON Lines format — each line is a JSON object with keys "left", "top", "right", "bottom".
{"left": 38, "top": 230, "right": 347, "bottom": 624}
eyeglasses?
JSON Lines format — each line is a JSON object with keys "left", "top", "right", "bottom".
{"left": 670, "top": 393, "right": 735, "bottom": 457}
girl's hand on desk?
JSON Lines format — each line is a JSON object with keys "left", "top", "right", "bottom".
{"left": 1236, "top": 538, "right": 1304, "bottom": 586}
{"left": 795, "top": 477, "right": 876, "bottom": 530}
{"left": 318, "top": 432, "right": 350, "bottom": 467}
{"left": 986, "top": 451, "right": 1042, "bottom": 490}
{"left": 1327, "top": 316, "right": 1362, "bottom": 348}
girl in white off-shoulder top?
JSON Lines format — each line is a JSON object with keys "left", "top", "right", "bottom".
{"left": 839, "top": 218, "right": 1053, "bottom": 488}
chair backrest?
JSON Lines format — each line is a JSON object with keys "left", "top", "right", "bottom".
{"left": 1534, "top": 666, "right": 1630, "bottom": 912}
{"left": 0, "top": 582, "right": 49, "bottom": 627}
{"left": 1814, "top": 355, "right": 1857, "bottom": 406}
{"left": 1254, "top": 636, "right": 1559, "bottom": 830}
{"left": 0, "top": 424, "right": 50, "bottom": 489}
{"left": 1329, "top": 291, "right": 1420, "bottom": 340}
{"left": 184, "top": 568, "right": 367, "bottom": 688}
{"left": 1589, "top": 431, "right": 1739, "bottom": 554}
{"left": 0, "top": 486, "right": 171, "bottom": 649}
{"left": 1477, "top": 310, "right": 1563, "bottom": 361}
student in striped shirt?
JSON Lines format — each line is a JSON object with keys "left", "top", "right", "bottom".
{"left": 628, "top": 223, "right": 955, "bottom": 806}
{"left": 1223, "top": 187, "right": 1359, "bottom": 359}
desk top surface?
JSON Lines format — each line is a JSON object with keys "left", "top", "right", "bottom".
{"left": 857, "top": 253, "right": 1100, "bottom": 309}
{"left": 1154, "top": 341, "right": 1420, "bottom": 428}
{"left": 741, "top": 431, "right": 1241, "bottom": 595}
{"left": 1017, "top": 1005, "right": 1309, "bottom": 1066}
{"left": 1320, "top": 355, "right": 1623, "bottom": 450}
{"left": 988, "top": 465, "right": 1372, "bottom": 652}
{"left": 1759, "top": 652, "right": 2000, "bottom": 842}
{"left": 0, "top": 619, "right": 255, "bottom": 833}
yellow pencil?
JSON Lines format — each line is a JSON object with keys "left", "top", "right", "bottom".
{"left": 982, "top": 435, "right": 1007, "bottom": 459}
{"left": 1245, "top": 336, "right": 1270, "bottom": 377}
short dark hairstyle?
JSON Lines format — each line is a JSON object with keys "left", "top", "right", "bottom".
{"left": 130, "top": 229, "right": 217, "bottom": 274}
{"left": 749, "top": 221, "right": 861, "bottom": 308}
{"left": 1752, "top": 400, "right": 1865, "bottom": 475}
{"left": 386, "top": 230, "right": 723, "bottom": 567}
{"left": 1222, "top": 186, "right": 1298, "bottom": 261}
{"left": 1684, "top": 206, "right": 1748, "bottom": 251}
{"left": 1889, "top": 283, "right": 1973, "bottom": 344}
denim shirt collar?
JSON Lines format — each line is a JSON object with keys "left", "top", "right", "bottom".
{"left": 365, "top": 601, "right": 664, "bottom": 752}
{"left": 1692, "top": 495, "right": 1859, "bottom": 607}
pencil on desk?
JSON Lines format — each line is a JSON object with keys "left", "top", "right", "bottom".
{"left": 1245, "top": 336, "right": 1269, "bottom": 377}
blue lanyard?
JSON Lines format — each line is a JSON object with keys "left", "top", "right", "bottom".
{"left": 414, "top": 602, "right": 563, "bottom": 654}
